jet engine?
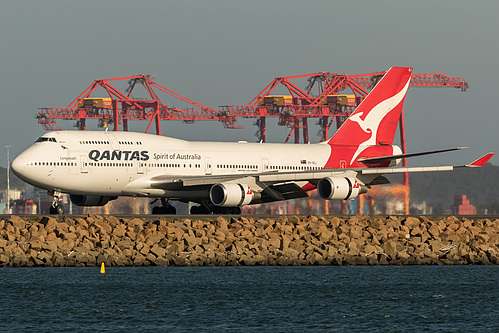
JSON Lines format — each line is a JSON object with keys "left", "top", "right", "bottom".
{"left": 69, "top": 195, "right": 118, "bottom": 207}
{"left": 210, "top": 183, "right": 256, "bottom": 207}
{"left": 317, "top": 177, "right": 367, "bottom": 200}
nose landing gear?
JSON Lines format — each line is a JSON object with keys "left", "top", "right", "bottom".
{"left": 49, "top": 190, "right": 65, "bottom": 215}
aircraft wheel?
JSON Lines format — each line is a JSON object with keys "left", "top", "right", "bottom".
{"left": 152, "top": 205, "right": 176, "bottom": 214}
{"left": 190, "top": 205, "right": 201, "bottom": 214}
{"left": 190, "top": 205, "right": 210, "bottom": 214}
{"left": 212, "top": 206, "right": 241, "bottom": 215}
{"left": 50, "top": 204, "right": 64, "bottom": 215}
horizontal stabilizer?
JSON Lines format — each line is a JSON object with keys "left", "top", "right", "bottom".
{"left": 358, "top": 147, "right": 468, "bottom": 164}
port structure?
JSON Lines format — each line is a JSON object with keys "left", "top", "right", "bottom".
{"left": 36, "top": 75, "right": 242, "bottom": 135}
{"left": 221, "top": 71, "right": 468, "bottom": 144}
{"left": 36, "top": 71, "right": 468, "bottom": 188}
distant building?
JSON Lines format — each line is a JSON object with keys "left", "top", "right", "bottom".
{"left": 450, "top": 194, "right": 476, "bottom": 215}
{"left": 1, "top": 189, "right": 22, "bottom": 203}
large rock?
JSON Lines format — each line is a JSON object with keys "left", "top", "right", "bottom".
{"left": 214, "top": 216, "right": 228, "bottom": 230}
{"left": 112, "top": 225, "right": 127, "bottom": 238}
{"left": 39, "top": 216, "right": 58, "bottom": 232}
{"left": 402, "top": 216, "right": 420, "bottom": 228}
{"left": 9, "top": 216, "right": 27, "bottom": 230}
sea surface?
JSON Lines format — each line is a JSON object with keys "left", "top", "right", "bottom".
{"left": 0, "top": 266, "right": 497, "bottom": 332}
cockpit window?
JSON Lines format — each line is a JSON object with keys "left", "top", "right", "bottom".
{"left": 36, "top": 137, "right": 57, "bottom": 143}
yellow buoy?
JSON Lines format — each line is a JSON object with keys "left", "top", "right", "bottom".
{"left": 100, "top": 262, "right": 105, "bottom": 274}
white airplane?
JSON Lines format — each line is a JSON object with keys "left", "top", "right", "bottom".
{"left": 11, "top": 67, "right": 493, "bottom": 214}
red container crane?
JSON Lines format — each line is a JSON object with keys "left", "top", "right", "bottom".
{"left": 36, "top": 74, "right": 242, "bottom": 134}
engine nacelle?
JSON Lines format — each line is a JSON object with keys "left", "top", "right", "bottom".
{"left": 70, "top": 195, "right": 118, "bottom": 207}
{"left": 317, "top": 177, "right": 367, "bottom": 200}
{"left": 210, "top": 183, "right": 255, "bottom": 207}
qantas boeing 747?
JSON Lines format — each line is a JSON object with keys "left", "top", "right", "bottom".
{"left": 11, "top": 67, "right": 494, "bottom": 214}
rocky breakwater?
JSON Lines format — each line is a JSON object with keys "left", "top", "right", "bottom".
{"left": 0, "top": 214, "right": 497, "bottom": 267}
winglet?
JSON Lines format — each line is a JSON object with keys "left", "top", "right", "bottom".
{"left": 468, "top": 153, "right": 494, "bottom": 167}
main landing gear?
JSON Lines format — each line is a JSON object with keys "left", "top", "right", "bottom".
{"left": 151, "top": 198, "right": 177, "bottom": 215}
{"left": 150, "top": 199, "right": 242, "bottom": 215}
{"left": 49, "top": 191, "right": 65, "bottom": 215}
{"left": 190, "top": 204, "right": 241, "bottom": 215}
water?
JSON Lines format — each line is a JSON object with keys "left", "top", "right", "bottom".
{"left": 0, "top": 266, "right": 497, "bottom": 332}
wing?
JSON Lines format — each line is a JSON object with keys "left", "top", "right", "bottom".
{"left": 125, "top": 153, "right": 493, "bottom": 203}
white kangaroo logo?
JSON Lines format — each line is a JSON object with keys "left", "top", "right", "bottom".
{"left": 348, "top": 79, "right": 410, "bottom": 164}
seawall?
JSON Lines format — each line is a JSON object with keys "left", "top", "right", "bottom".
{"left": 0, "top": 214, "right": 497, "bottom": 267}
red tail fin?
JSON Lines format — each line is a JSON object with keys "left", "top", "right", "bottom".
{"left": 328, "top": 67, "right": 412, "bottom": 148}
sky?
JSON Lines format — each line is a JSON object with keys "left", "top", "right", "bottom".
{"left": 1, "top": 1, "right": 499, "bottom": 168}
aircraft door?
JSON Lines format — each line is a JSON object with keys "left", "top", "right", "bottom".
{"left": 105, "top": 133, "right": 120, "bottom": 151}
{"left": 137, "top": 161, "right": 145, "bottom": 174}
{"left": 262, "top": 158, "right": 269, "bottom": 172}
{"left": 80, "top": 156, "right": 88, "bottom": 173}
{"left": 205, "top": 157, "right": 212, "bottom": 175}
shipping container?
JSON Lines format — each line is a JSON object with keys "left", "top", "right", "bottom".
{"left": 257, "top": 95, "right": 295, "bottom": 107}
{"left": 321, "top": 94, "right": 356, "bottom": 106}
{"left": 77, "top": 98, "right": 112, "bottom": 109}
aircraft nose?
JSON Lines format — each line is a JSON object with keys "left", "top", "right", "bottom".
{"left": 11, "top": 155, "right": 25, "bottom": 176}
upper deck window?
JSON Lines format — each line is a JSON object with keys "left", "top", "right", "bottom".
{"left": 36, "top": 137, "right": 57, "bottom": 143}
